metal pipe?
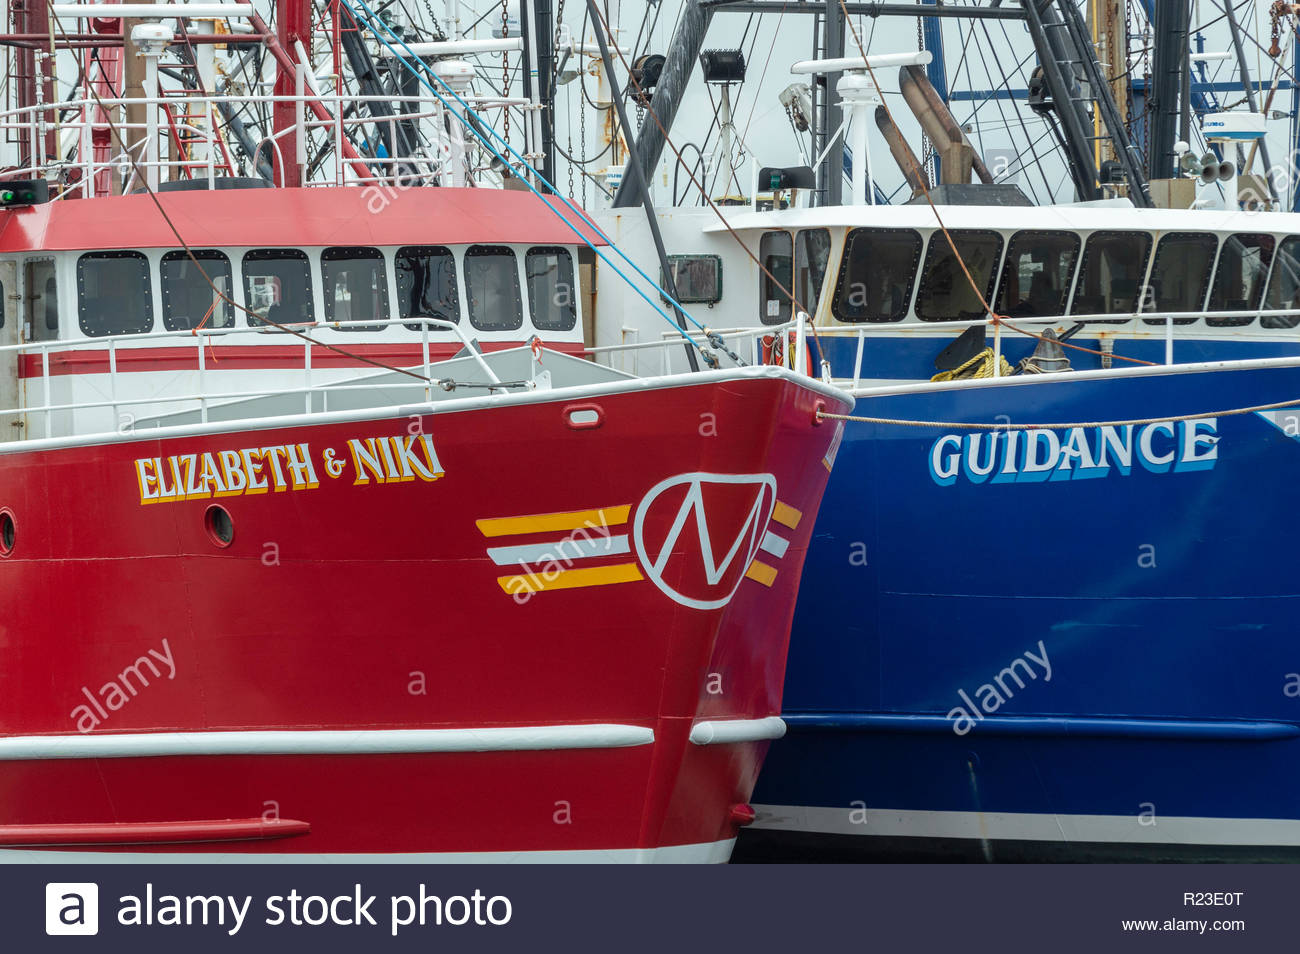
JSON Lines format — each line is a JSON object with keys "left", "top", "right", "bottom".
{"left": 613, "top": 0, "right": 712, "bottom": 207}
{"left": 898, "top": 64, "right": 993, "bottom": 183}
{"left": 875, "top": 104, "right": 928, "bottom": 195}
{"left": 586, "top": 0, "right": 700, "bottom": 372}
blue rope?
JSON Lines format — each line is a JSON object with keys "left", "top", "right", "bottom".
{"left": 337, "top": 0, "right": 714, "bottom": 355}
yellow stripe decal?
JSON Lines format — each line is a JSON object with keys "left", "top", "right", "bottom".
{"left": 497, "top": 562, "right": 644, "bottom": 595}
{"left": 477, "top": 505, "right": 631, "bottom": 538}
{"left": 771, "top": 501, "right": 802, "bottom": 530}
{"left": 745, "top": 559, "right": 778, "bottom": 587}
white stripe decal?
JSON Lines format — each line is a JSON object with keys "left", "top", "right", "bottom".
{"left": 0, "top": 837, "right": 737, "bottom": 865}
{"left": 0, "top": 725, "right": 654, "bottom": 761}
{"left": 486, "top": 534, "right": 631, "bottom": 566}
{"left": 759, "top": 530, "right": 789, "bottom": 559}
{"left": 689, "top": 717, "right": 787, "bottom": 745}
{"left": 750, "top": 805, "right": 1300, "bottom": 847}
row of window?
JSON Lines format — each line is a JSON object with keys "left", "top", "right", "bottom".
{"left": 763, "top": 227, "right": 1300, "bottom": 328}
{"left": 26, "top": 245, "right": 578, "bottom": 339}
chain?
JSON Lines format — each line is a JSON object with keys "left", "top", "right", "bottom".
{"left": 579, "top": 88, "right": 587, "bottom": 205}
{"left": 500, "top": 0, "right": 511, "bottom": 145}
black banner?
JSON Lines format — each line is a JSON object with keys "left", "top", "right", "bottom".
{"left": 13, "top": 863, "right": 1297, "bottom": 952}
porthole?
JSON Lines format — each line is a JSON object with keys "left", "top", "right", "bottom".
{"left": 204, "top": 504, "right": 234, "bottom": 548}
{"left": 0, "top": 510, "right": 14, "bottom": 556}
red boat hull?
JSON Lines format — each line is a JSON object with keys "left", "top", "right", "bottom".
{"left": 0, "top": 369, "right": 848, "bottom": 860}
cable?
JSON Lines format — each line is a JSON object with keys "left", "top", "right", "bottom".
{"left": 341, "top": 0, "right": 718, "bottom": 356}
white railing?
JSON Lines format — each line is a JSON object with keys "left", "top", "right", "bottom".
{"left": 586, "top": 317, "right": 823, "bottom": 379}
{"left": 2, "top": 91, "right": 536, "bottom": 192}
{"left": 801, "top": 307, "right": 1300, "bottom": 386}
{"left": 0, "top": 317, "right": 507, "bottom": 434}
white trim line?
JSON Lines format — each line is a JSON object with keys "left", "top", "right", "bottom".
{"left": 0, "top": 725, "right": 655, "bottom": 761}
{"left": 689, "top": 717, "right": 786, "bottom": 745}
{"left": 0, "top": 358, "right": 847, "bottom": 457}
{"left": 0, "top": 838, "right": 736, "bottom": 864}
{"left": 487, "top": 535, "right": 630, "bottom": 566}
{"left": 751, "top": 804, "right": 1300, "bottom": 847}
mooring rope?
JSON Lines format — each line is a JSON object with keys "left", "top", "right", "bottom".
{"left": 817, "top": 397, "right": 1300, "bottom": 431}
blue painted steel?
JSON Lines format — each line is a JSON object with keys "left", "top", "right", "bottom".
{"left": 754, "top": 355, "right": 1300, "bottom": 851}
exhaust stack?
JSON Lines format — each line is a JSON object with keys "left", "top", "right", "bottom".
{"left": 898, "top": 65, "right": 993, "bottom": 185}
{"left": 875, "top": 106, "right": 929, "bottom": 198}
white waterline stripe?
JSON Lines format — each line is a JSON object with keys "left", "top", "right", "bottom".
{"left": 0, "top": 725, "right": 655, "bottom": 761}
{"left": 759, "top": 531, "right": 789, "bottom": 559}
{"left": 689, "top": 717, "right": 787, "bottom": 745}
{"left": 0, "top": 838, "right": 737, "bottom": 865}
{"left": 750, "top": 805, "right": 1300, "bottom": 847}
{"left": 486, "top": 535, "right": 631, "bottom": 566}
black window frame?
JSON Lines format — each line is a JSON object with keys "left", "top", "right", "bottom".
{"left": 1069, "top": 230, "right": 1153, "bottom": 323}
{"left": 242, "top": 247, "right": 314, "bottom": 330}
{"left": 660, "top": 254, "right": 723, "bottom": 305}
{"left": 464, "top": 244, "right": 523, "bottom": 332}
{"left": 396, "top": 245, "right": 460, "bottom": 331}
{"left": 1141, "top": 232, "right": 1218, "bottom": 326}
{"left": 525, "top": 246, "right": 578, "bottom": 332}
{"left": 76, "top": 249, "right": 154, "bottom": 338}
{"left": 914, "top": 229, "right": 1004, "bottom": 322}
{"left": 1261, "top": 234, "right": 1300, "bottom": 329}
{"left": 995, "top": 230, "right": 1081, "bottom": 320}
{"left": 160, "top": 249, "right": 234, "bottom": 332}
{"left": 321, "top": 245, "right": 390, "bottom": 332}
{"left": 831, "top": 227, "right": 924, "bottom": 323}
{"left": 759, "top": 230, "right": 794, "bottom": 326}
{"left": 795, "top": 228, "right": 832, "bottom": 319}
{"left": 1207, "top": 232, "right": 1275, "bottom": 327}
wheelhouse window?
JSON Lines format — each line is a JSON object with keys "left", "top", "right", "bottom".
{"left": 243, "top": 248, "right": 313, "bottom": 329}
{"left": 796, "top": 229, "right": 832, "bottom": 318}
{"left": 1070, "top": 231, "right": 1152, "bottom": 321}
{"left": 26, "top": 259, "right": 58, "bottom": 341}
{"left": 832, "top": 228, "right": 923, "bottom": 323}
{"left": 1207, "top": 233, "right": 1274, "bottom": 326}
{"left": 77, "top": 250, "right": 153, "bottom": 337}
{"left": 160, "top": 250, "right": 234, "bottom": 331}
{"left": 759, "top": 231, "right": 794, "bottom": 326}
{"left": 1142, "top": 233, "right": 1217, "bottom": 325}
{"left": 397, "top": 246, "right": 459, "bottom": 330}
{"left": 464, "top": 245, "right": 522, "bottom": 331}
{"left": 996, "top": 230, "right": 1079, "bottom": 319}
{"left": 322, "top": 246, "right": 389, "bottom": 332}
{"left": 1261, "top": 235, "right": 1300, "bottom": 329}
{"left": 915, "top": 230, "right": 1003, "bottom": 322}
{"left": 661, "top": 255, "right": 722, "bottom": 305}
{"left": 525, "top": 246, "right": 577, "bottom": 332}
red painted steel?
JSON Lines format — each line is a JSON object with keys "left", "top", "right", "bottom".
{"left": 0, "top": 372, "right": 848, "bottom": 856}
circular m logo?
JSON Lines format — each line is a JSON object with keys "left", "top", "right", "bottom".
{"left": 632, "top": 472, "right": 778, "bottom": 610}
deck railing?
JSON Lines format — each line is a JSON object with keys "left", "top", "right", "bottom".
{"left": 0, "top": 316, "right": 507, "bottom": 435}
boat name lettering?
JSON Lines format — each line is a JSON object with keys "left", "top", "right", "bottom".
{"left": 133, "top": 435, "right": 444, "bottom": 505}
{"left": 927, "top": 419, "right": 1219, "bottom": 487}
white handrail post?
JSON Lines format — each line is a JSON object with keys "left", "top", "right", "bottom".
{"left": 205, "top": 99, "right": 216, "bottom": 184}
{"left": 992, "top": 314, "right": 1002, "bottom": 377}
{"left": 197, "top": 333, "right": 208, "bottom": 423}
{"left": 295, "top": 63, "right": 307, "bottom": 184}
{"left": 793, "top": 311, "right": 808, "bottom": 376}
{"left": 42, "top": 345, "right": 51, "bottom": 436}
{"left": 421, "top": 319, "right": 432, "bottom": 401}
{"left": 108, "top": 338, "right": 119, "bottom": 427}
{"left": 852, "top": 326, "right": 865, "bottom": 389}
{"left": 1165, "top": 313, "right": 1173, "bottom": 365}
{"left": 304, "top": 334, "right": 312, "bottom": 414}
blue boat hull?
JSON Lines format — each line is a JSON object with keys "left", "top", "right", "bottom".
{"left": 743, "top": 357, "right": 1300, "bottom": 861}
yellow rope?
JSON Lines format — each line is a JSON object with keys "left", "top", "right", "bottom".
{"left": 930, "top": 347, "right": 1015, "bottom": 382}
